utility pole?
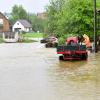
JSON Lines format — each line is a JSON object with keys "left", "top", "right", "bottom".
{"left": 94, "top": 0, "right": 98, "bottom": 53}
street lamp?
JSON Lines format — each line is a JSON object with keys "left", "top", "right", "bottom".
{"left": 93, "top": 0, "right": 98, "bottom": 53}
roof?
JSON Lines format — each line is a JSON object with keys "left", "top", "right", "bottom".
{"left": 18, "top": 20, "right": 32, "bottom": 28}
{"left": 0, "top": 12, "right": 8, "bottom": 20}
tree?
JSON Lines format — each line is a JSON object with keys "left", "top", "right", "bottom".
{"left": 9, "top": 5, "right": 47, "bottom": 33}
{"left": 27, "top": 14, "right": 47, "bottom": 33}
{"left": 11, "top": 5, "right": 28, "bottom": 23}
{"left": 46, "top": 0, "right": 65, "bottom": 34}
{"left": 46, "top": 0, "right": 100, "bottom": 42}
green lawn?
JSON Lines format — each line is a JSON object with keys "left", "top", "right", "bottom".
{"left": 23, "top": 32, "right": 43, "bottom": 38}
{"left": 0, "top": 38, "right": 4, "bottom": 43}
{"left": 19, "top": 39, "right": 37, "bottom": 43}
{"left": 0, "top": 32, "right": 43, "bottom": 43}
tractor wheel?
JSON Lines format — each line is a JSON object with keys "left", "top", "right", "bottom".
{"left": 59, "top": 56, "right": 64, "bottom": 60}
{"left": 81, "top": 54, "right": 88, "bottom": 60}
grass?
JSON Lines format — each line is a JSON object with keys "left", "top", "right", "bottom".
{"left": 0, "top": 37, "right": 37, "bottom": 43}
{"left": 19, "top": 39, "right": 37, "bottom": 43}
{"left": 0, "top": 32, "right": 43, "bottom": 43}
{"left": 23, "top": 32, "right": 43, "bottom": 38}
{"left": 0, "top": 38, "right": 4, "bottom": 43}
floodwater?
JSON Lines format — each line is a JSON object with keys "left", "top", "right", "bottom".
{"left": 0, "top": 42, "right": 100, "bottom": 100}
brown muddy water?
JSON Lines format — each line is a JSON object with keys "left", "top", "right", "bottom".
{"left": 0, "top": 42, "right": 100, "bottom": 100}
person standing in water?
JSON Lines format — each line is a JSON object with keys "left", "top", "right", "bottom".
{"left": 83, "top": 34, "right": 91, "bottom": 48}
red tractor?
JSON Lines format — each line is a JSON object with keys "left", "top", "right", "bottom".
{"left": 57, "top": 36, "right": 88, "bottom": 60}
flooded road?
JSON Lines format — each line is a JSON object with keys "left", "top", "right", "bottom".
{"left": 0, "top": 42, "right": 100, "bottom": 100}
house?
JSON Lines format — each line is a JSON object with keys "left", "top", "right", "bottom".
{"left": 0, "top": 12, "right": 10, "bottom": 32}
{"left": 12, "top": 19, "right": 32, "bottom": 32}
{"left": 37, "top": 12, "right": 47, "bottom": 19}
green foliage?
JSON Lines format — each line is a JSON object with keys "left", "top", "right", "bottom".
{"left": 58, "top": 37, "right": 66, "bottom": 45}
{"left": 46, "top": 0, "right": 100, "bottom": 43}
{"left": 9, "top": 5, "right": 47, "bottom": 33}
{"left": 11, "top": 5, "right": 28, "bottom": 23}
{"left": 23, "top": 33, "right": 43, "bottom": 38}
{"left": 0, "top": 38, "right": 4, "bottom": 43}
{"left": 28, "top": 14, "right": 47, "bottom": 33}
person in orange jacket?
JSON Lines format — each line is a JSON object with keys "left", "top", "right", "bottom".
{"left": 83, "top": 34, "right": 91, "bottom": 48}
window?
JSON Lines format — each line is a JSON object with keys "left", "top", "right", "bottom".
{"left": 0, "top": 19, "right": 3, "bottom": 25}
{"left": 0, "top": 19, "right": 3, "bottom": 30}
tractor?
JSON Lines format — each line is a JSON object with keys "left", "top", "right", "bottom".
{"left": 57, "top": 35, "right": 90, "bottom": 60}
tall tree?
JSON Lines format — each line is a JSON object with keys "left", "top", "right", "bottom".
{"left": 11, "top": 5, "right": 28, "bottom": 23}
{"left": 28, "top": 14, "right": 47, "bottom": 33}
{"left": 46, "top": 0, "right": 100, "bottom": 41}
{"left": 10, "top": 5, "right": 47, "bottom": 33}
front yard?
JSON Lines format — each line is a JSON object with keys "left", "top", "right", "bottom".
{"left": 23, "top": 32, "right": 43, "bottom": 38}
{"left": 0, "top": 32, "right": 44, "bottom": 43}
{"left": 0, "top": 38, "right": 4, "bottom": 43}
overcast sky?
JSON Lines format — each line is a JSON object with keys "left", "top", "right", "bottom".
{"left": 0, "top": 0, "right": 50, "bottom": 13}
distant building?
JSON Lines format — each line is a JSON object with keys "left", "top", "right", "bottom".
{"left": 0, "top": 12, "right": 10, "bottom": 32}
{"left": 12, "top": 19, "right": 32, "bottom": 32}
{"left": 37, "top": 12, "right": 47, "bottom": 19}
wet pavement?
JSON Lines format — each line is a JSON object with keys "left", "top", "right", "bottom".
{"left": 0, "top": 42, "right": 100, "bottom": 100}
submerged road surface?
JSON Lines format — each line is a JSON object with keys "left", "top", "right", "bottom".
{"left": 0, "top": 42, "right": 100, "bottom": 100}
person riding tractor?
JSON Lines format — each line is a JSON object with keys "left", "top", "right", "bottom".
{"left": 78, "top": 34, "right": 91, "bottom": 48}
{"left": 57, "top": 33, "right": 91, "bottom": 60}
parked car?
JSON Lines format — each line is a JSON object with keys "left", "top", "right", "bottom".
{"left": 40, "top": 38, "right": 49, "bottom": 43}
{"left": 45, "top": 36, "right": 58, "bottom": 48}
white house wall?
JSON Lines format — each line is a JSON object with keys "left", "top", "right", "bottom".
{"left": 12, "top": 21, "right": 25, "bottom": 32}
{"left": 24, "top": 27, "right": 29, "bottom": 32}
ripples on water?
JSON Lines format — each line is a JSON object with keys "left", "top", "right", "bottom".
{"left": 33, "top": 46, "right": 100, "bottom": 100}
{"left": 0, "top": 43, "right": 100, "bottom": 100}
{"left": 45, "top": 50, "right": 100, "bottom": 100}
